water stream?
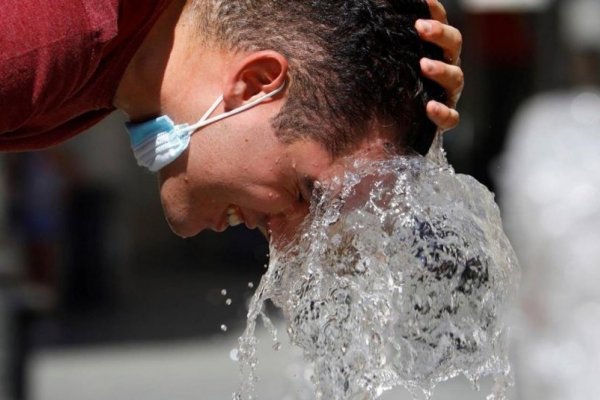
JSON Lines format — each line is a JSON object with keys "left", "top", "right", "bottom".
{"left": 235, "top": 140, "right": 519, "bottom": 400}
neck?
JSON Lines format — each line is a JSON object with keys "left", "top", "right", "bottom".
{"left": 114, "top": 0, "right": 188, "bottom": 121}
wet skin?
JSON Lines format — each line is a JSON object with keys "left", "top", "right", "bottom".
{"left": 114, "top": 0, "right": 464, "bottom": 242}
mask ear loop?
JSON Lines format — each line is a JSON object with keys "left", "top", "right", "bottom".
{"left": 185, "top": 83, "right": 287, "bottom": 134}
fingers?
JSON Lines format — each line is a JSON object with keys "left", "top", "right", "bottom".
{"left": 417, "top": 0, "right": 464, "bottom": 132}
{"left": 426, "top": 101, "right": 460, "bottom": 132}
{"left": 415, "top": 19, "right": 463, "bottom": 65}
{"left": 424, "top": 0, "right": 448, "bottom": 24}
{"left": 420, "top": 58, "right": 464, "bottom": 107}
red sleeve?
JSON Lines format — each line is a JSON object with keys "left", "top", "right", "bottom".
{"left": 0, "top": 0, "right": 117, "bottom": 133}
{"left": 0, "top": 0, "right": 170, "bottom": 151}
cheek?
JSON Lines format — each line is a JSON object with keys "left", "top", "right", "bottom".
{"left": 238, "top": 182, "right": 295, "bottom": 214}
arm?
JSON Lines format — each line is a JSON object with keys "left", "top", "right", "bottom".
{"left": 417, "top": 0, "right": 464, "bottom": 132}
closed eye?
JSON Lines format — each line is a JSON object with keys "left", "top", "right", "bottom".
{"left": 299, "top": 176, "right": 317, "bottom": 203}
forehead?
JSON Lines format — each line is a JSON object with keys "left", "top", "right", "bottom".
{"left": 283, "top": 135, "right": 391, "bottom": 184}
{"left": 283, "top": 139, "right": 337, "bottom": 180}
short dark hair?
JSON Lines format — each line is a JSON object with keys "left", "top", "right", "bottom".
{"left": 191, "top": 0, "right": 446, "bottom": 156}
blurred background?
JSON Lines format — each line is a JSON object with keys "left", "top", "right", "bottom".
{"left": 0, "top": 0, "right": 599, "bottom": 399}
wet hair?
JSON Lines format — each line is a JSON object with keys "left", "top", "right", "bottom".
{"left": 190, "top": 0, "right": 446, "bottom": 156}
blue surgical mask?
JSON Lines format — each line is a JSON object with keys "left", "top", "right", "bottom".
{"left": 125, "top": 84, "right": 286, "bottom": 172}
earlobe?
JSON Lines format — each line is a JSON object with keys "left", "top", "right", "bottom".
{"left": 223, "top": 50, "right": 288, "bottom": 110}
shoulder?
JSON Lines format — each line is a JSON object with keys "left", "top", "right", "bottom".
{"left": 0, "top": 0, "right": 121, "bottom": 133}
{"left": 0, "top": 0, "right": 171, "bottom": 148}
{"left": 2, "top": 0, "right": 120, "bottom": 62}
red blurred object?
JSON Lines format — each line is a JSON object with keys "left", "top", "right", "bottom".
{"left": 468, "top": 13, "right": 535, "bottom": 67}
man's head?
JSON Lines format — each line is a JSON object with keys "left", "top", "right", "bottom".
{"left": 156, "top": 0, "right": 446, "bottom": 240}
{"left": 190, "top": 0, "right": 446, "bottom": 155}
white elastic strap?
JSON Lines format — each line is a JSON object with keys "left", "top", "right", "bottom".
{"left": 185, "top": 83, "right": 286, "bottom": 134}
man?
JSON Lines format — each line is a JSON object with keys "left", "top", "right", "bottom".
{"left": 1, "top": 0, "right": 464, "bottom": 242}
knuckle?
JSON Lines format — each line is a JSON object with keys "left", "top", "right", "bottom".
{"left": 444, "top": 65, "right": 463, "bottom": 87}
{"left": 455, "top": 68, "right": 465, "bottom": 86}
{"left": 455, "top": 31, "right": 463, "bottom": 48}
{"left": 449, "top": 110, "right": 460, "bottom": 127}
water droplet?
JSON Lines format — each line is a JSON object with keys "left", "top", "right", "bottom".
{"left": 229, "top": 348, "right": 239, "bottom": 361}
{"left": 248, "top": 282, "right": 254, "bottom": 288}
{"left": 221, "top": 289, "right": 227, "bottom": 296}
{"left": 220, "top": 324, "right": 228, "bottom": 332}
{"left": 272, "top": 342, "right": 281, "bottom": 351}
{"left": 225, "top": 298, "right": 232, "bottom": 306}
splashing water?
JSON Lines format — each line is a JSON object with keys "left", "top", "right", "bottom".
{"left": 235, "top": 141, "right": 519, "bottom": 400}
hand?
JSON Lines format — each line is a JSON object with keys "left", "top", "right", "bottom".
{"left": 416, "top": 0, "right": 464, "bottom": 132}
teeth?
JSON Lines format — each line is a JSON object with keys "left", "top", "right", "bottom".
{"left": 228, "top": 214, "right": 243, "bottom": 226}
{"left": 227, "top": 206, "right": 244, "bottom": 227}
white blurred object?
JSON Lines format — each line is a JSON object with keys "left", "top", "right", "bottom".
{"left": 500, "top": 87, "right": 600, "bottom": 400}
{"left": 560, "top": 0, "right": 600, "bottom": 50}
{"left": 459, "top": 0, "right": 552, "bottom": 12}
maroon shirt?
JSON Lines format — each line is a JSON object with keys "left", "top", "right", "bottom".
{"left": 0, "top": 0, "right": 171, "bottom": 151}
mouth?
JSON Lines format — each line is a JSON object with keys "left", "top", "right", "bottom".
{"left": 226, "top": 205, "right": 266, "bottom": 233}
{"left": 226, "top": 205, "right": 245, "bottom": 227}
{"left": 225, "top": 205, "right": 269, "bottom": 238}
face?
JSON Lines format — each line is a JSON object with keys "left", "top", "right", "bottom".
{"left": 154, "top": 46, "right": 380, "bottom": 244}
{"left": 157, "top": 99, "right": 339, "bottom": 243}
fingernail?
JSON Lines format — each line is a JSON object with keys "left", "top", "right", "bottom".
{"left": 421, "top": 58, "right": 435, "bottom": 73}
{"left": 416, "top": 19, "right": 432, "bottom": 34}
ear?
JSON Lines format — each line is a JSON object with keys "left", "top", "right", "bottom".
{"left": 223, "top": 50, "right": 288, "bottom": 110}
